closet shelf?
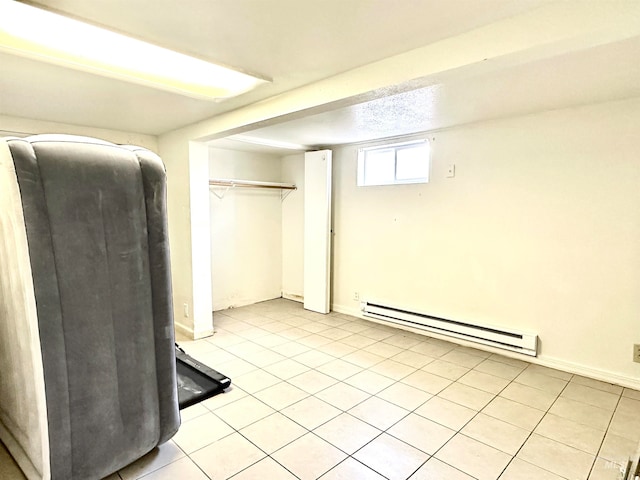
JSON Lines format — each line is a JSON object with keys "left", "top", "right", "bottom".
{"left": 209, "top": 178, "right": 297, "bottom": 200}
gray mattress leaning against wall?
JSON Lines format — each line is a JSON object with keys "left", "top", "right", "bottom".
{"left": 0, "top": 135, "right": 180, "bottom": 480}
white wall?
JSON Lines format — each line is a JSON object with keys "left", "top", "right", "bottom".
{"left": 209, "top": 148, "right": 283, "bottom": 310}
{"left": 0, "top": 114, "right": 158, "bottom": 152}
{"left": 155, "top": 1, "right": 640, "bottom": 342}
{"left": 330, "top": 98, "right": 640, "bottom": 386}
{"left": 188, "top": 142, "right": 214, "bottom": 337}
{"left": 281, "top": 154, "right": 305, "bottom": 301}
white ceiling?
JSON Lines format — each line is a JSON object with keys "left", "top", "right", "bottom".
{"left": 2, "top": 0, "right": 640, "bottom": 150}
{"left": 1, "top": 0, "right": 548, "bottom": 135}
{"left": 221, "top": 35, "right": 640, "bottom": 152}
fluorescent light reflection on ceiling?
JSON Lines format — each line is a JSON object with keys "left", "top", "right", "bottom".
{"left": 0, "top": 0, "right": 269, "bottom": 100}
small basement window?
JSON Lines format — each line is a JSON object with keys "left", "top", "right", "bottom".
{"left": 357, "top": 139, "right": 430, "bottom": 186}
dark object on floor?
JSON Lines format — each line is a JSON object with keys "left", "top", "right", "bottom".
{"left": 176, "top": 345, "right": 232, "bottom": 409}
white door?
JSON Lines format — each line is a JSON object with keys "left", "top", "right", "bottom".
{"left": 303, "top": 150, "right": 332, "bottom": 313}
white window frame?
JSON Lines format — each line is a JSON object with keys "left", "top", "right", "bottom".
{"left": 357, "top": 139, "right": 430, "bottom": 187}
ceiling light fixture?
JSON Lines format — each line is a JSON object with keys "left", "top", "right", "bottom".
{"left": 0, "top": 0, "right": 269, "bottom": 100}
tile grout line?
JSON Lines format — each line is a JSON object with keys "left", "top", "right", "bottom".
{"left": 584, "top": 389, "right": 625, "bottom": 480}
{"left": 202, "top": 319, "right": 426, "bottom": 478}
{"left": 418, "top": 365, "right": 519, "bottom": 480}
{"left": 496, "top": 375, "right": 575, "bottom": 480}
{"left": 185, "top": 304, "right": 637, "bottom": 480}
{"left": 216, "top": 318, "right": 514, "bottom": 477}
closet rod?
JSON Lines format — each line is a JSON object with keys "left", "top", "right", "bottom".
{"left": 209, "top": 178, "right": 296, "bottom": 190}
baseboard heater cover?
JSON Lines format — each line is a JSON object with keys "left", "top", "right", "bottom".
{"left": 175, "top": 345, "right": 232, "bottom": 409}
{"left": 362, "top": 302, "right": 538, "bottom": 356}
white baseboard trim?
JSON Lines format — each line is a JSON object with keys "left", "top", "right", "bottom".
{"left": 332, "top": 303, "right": 360, "bottom": 318}
{"left": 174, "top": 321, "right": 213, "bottom": 340}
{"left": 531, "top": 356, "right": 640, "bottom": 391}
{"left": 174, "top": 321, "right": 192, "bottom": 338}
{"left": 282, "top": 292, "right": 303, "bottom": 303}
{"left": 193, "top": 328, "right": 214, "bottom": 340}
{"left": 213, "top": 293, "right": 284, "bottom": 312}
{"left": 331, "top": 303, "right": 640, "bottom": 391}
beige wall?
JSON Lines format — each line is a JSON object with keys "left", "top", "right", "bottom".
{"left": 188, "top": 142, "right": 214, "bottom": 337}
{"left": 7, "top": 96, "right": 638, "bottom": 387}
{"left": 157, "top": 136, "right": 193, "bottom": 337}
{"left": 330, "top": 98, "right": 640, "bottom": 386}
{"left": 159, "top": 136, "right": 214, "bottom": 339}
{"left": 155, "top": 0, "right": 640, "bottom": 342}
{"left": 281, "top": 154, "right": 305, "bottom": 301}
{"left": 205, "top": 150, "right": 306, "bottom": 309}
{"left": 151, "top": 1, "right": 640, "bottom": 379}
{"left": 209, "top": 148, "right": 283, "bottom": 310}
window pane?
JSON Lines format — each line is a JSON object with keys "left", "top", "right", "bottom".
{"left": 357, "top": 140, "right": 430, "bottom": 187}
{"left": 396, "top": 144, "right": 429, "bottom": 180}
{"left": 364, "top": 149, "right": 395, "bottom": 185}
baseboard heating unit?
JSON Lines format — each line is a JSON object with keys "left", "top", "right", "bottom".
{"left": 362, "top": 301, "right": 538, "bottom": 356}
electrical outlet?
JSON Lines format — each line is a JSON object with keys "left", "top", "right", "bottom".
{"left": 183, "top": 303, "right": 189, "bottom": 318}
{"left": 634, "top": 344, "right": 640, "bottom": 363}
{"left": 446, "top": 164, "right": 456, "bottom": 178}
{"left": 353, "top": 291, "right": 359, "bottom": 301}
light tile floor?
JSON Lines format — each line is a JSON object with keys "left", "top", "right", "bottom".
{"left": 2, "top": 298, "right": 639, "bottom": 479}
